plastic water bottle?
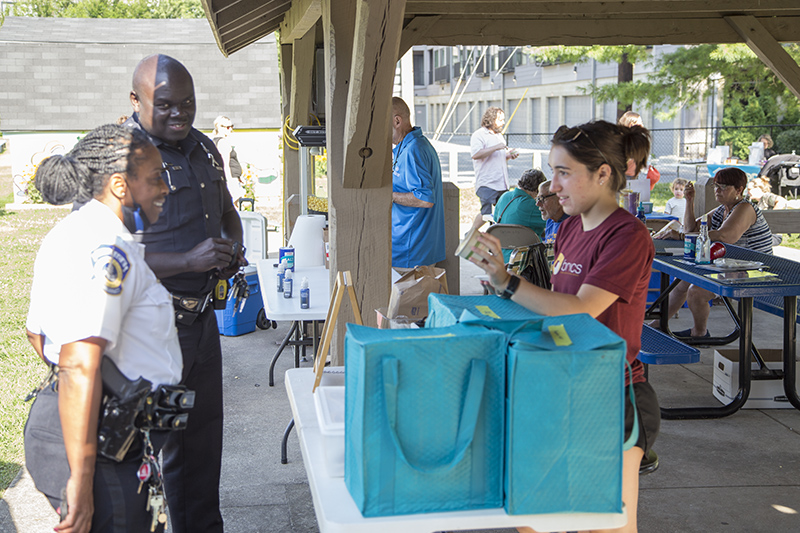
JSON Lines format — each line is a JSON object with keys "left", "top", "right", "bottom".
{"left": 277, "top": 259, "right": 286, "bottom": 292}
{"left": 696, "top": 214, "right": 711, "bottom": 264}
{"left": 637, "top": 202, "right": 647, "bottom": 224}
{"left": 300, "top": 277, "right": 310, "bottom": 309}
{"left": 283, "top": 268, "right": 293, "bottom": 298}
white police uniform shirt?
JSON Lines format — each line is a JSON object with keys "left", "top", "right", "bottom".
{"left": 27, "top": 199, "right": 182, "bottom": 389}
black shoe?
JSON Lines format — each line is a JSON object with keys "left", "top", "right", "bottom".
{"left": 640, "top": 449, "right": 659, "bottom": 475}
{"left": 673, "top": 328, "right": 710, "bottom": 338}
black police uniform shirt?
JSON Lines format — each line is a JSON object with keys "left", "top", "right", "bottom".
{"left": 125, "top": 114, "right": 236, "bottom": 297}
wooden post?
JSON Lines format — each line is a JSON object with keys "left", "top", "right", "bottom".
{"left": 323, "top": 0, "right": 392, "bottom": 365}
{"left": 695, "top": 176, "right": 718, "bottom": 219}
{"left": 438, "top": 181, "right": 460, "bottom": 295}
{"left": 289, "top": 27, "right": 316, "bottom": 129}
{"left": 341, "top": 0, "right": 407, "bottom": 189}
{"left": 280, "top": 43, "right": 301, "bottom": 244}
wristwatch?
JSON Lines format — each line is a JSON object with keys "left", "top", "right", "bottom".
{"left": 499, "top": 275, "right": 520, "bottom": 299}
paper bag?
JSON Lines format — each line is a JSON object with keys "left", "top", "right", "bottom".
{"left": 387, "top": 266, "right": 448, "bottom": 319}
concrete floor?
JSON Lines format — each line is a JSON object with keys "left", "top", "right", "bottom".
{"left": 3, "top": 257, "right": 800, "bottom": 533}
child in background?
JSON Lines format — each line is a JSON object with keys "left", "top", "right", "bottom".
{"left": 665, "top": 178, "right": 688, "bottom": 228}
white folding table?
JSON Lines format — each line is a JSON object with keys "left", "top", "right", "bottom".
{"left": 286, "top": 367, "right": 628, "bottom": 533}
{"left": 256, "top": 261, "right": 330, "bottom": 387}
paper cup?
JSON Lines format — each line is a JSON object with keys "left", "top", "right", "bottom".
{"left": 455, "top": 226, "right": 489, "bottom": 260}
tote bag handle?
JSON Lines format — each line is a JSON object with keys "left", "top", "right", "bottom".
{"left": 382, "top": 357, "right": 486, "bottom": 473}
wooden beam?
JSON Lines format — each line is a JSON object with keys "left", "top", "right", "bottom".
{"left": 725, "top": 15, "right": 800, "bottom": 100}
{"left": 279, "top": 42, "right": 302, "bottom": 240}
{"left": 439, "top": 182, "right": 460, "bottom": 295}
{"left": 289, "top": 27, "right": 316, "bottom": 128}
{"left": 279, "top": 0, "right": 322, "bottom": 41}
{"left": 404, "top": 0, "right": 800, "bottom": 17}
{"left": 398, "top": 15, "right": 440, "bottom": 58}
{"left": 762, "top": 210, "right": 800, "bottom": 234}
{"left": 411, "top": 16, "right": 800, "bottom": 46}
{"left": 341, "top": 0, "right": 407, "bottom": 189}
{"left": 323, "top": 0, "right": 392, "bottom": 364}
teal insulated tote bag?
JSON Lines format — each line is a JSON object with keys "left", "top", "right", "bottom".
{"left": 344, "top": 323, "right": 506, "bottom": 517}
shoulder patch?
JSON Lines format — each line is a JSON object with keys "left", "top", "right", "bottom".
{"left": 91, "top": 245, "right": 130, "bottom": 295}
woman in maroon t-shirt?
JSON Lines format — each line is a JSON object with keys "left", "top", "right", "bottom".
{"left": 471, "top": 120, "right": 657, "bottom": 533}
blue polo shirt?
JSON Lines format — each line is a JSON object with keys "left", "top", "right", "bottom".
{"left": 392, "top": 127, "right": 446, "bottom": 268}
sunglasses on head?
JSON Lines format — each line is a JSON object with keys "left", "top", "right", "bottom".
{"left": 554, "top": 125, "right": 610, "bottom": 166}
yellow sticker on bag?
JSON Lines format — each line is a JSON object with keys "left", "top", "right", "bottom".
{"left": 548, "top": 324, "right": 572, "bottom": 346}
{"left": 475, "top": 305, "right": 501, "bottom": 319}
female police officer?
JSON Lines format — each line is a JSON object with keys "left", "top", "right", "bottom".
{"left": 24, "top": 124, "right": 190, "bottom": 532}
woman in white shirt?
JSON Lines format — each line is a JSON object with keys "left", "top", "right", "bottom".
{"left": 25, "top": 124, "right": 182, "bottom": 533}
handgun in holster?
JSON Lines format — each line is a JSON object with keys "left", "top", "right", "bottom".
{"left": 96, "top": 357, "right": 196, "bottom": 462}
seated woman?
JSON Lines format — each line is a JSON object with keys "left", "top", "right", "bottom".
{"left": 657, "top": 167, "right": 773, "bottom": 338}
{"left": 493, "top": 168, "right": 547, "bottom": 262}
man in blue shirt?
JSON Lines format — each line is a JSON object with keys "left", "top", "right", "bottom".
{"left": 391, "top": 97, "right": 446, "bottom": 270}
{"left": 537, "top": 180, "right": 569, "bottom": 244}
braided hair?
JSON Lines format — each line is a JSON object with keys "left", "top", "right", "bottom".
{"left": 35, "top": 124, "right": 152, "bottom": 205}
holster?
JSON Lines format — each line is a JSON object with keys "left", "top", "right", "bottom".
{"left": 172, "top": 292, "right": 212, "bottom": 326}
{"left": 96, "top": 357, "right": 195, "bottom": 462}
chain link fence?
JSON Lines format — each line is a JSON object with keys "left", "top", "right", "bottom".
{"left": 430, "top": 124, "right": 800, "bottom": 188}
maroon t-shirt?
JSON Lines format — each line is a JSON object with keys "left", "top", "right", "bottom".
{"left": 552, "top": 208, "right": 654, "bottom": 385}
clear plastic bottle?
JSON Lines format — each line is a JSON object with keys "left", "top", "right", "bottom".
{"left": 300, "top": 277, "right": 310, "bottom": 309}
{"left": 637, "top": 202, "right": 647, "bottom": 224}
{"left": 283, "top": 268, "right": 293, "bottom": 298}
{"left": 696, "top": 214, "right": 711, "bottom": 264}
{"left": 277, "top": 259, "right": 286, "bottom": 292}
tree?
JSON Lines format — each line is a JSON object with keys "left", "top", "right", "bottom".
{"left": 526, "top": 45, "right": 650, "bottom": 120}
{"left": 528, "top": 44, "right": 800, "bottom": 157}
{"left": 7, "top": 0, "right": 204, "bottom": 18}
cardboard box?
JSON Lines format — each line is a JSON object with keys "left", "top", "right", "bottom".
{"left": 713, "top": 349, "right": 800, "bottom": 409}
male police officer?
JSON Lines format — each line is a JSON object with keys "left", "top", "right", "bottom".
{"left": 126, "top": 54, "right": 244, "bottom": 533}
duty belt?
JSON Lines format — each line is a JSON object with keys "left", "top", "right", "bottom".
{"left": 172, "top": 292, "right": 212, "bottom": 326}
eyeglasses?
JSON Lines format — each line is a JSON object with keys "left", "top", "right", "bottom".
{"left": 713, "top": 182, "right": 731, "bottom": 191}
{"left": 222, "top": 124, "right": 233, "bottom": 129}
{"left": 554, "top": 125, "right": 610, "bottom": 166}
{"left": 535, "top": 192, "right": 557, "bottom": 203}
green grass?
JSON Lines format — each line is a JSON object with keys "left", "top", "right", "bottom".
{"left": 0, "top": 197, "right": 68, "bottom": 494}
{"left": 650, "top": 182, "right": 673, "bottom": 213}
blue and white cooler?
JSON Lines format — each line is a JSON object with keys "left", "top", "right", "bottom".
{"left": 215, "top": 211, "right": 273, "bottom": 335}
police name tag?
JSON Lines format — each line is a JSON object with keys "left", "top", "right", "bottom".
{"left": 91, "top": 245, "right": 131, "bottom": 295}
